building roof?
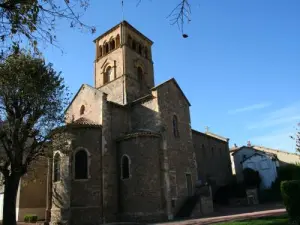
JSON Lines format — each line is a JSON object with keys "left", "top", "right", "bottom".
{"left": 73, "top": 117, "right": 98, "bottom": 125}
{"left": 93, "top": 20, "right": 153, "bottom": 44}
{"left": 230, "top": 145, "right": 300, "bottom": 157}
{"left": 151, "top": 78, "right": 191, "bottom": 106}
{"left": 205, "top": 131, "right": 229, "bottom": 142}
{"left": 116, "top": 130, "right": 161, "bottom": 142}
{"left": 191, "top": 129, "right": 229, "bottom": 143}
{"left": 241, "top": 151, "right": 277, "bottom": 164}
{"left": 64, "top": 84, "right": 105, "bottom": 114}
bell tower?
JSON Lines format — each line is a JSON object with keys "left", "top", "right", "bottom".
{"left": 94, "top": 21, "right": 154, "bottom": 105}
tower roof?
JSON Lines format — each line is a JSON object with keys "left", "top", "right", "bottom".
{"left": 93, "top": 20, "right": 153, "bottom": 44}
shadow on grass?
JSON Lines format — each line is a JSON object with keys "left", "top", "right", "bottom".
{"left": 215, "top": 215, "right": 288, "bottom": 225}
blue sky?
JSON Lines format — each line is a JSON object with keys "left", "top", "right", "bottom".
{"left": 43, "top": 0, "right": 300, "bottom": 152}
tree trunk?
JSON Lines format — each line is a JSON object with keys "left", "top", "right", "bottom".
{"left": 2, "top": 172, "right": 21, "bottom": 225}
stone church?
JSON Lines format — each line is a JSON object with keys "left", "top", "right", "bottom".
{"left": 0, "top": 21, "right": 233, "bottom": 224}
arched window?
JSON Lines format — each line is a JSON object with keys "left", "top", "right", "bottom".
{"left": 116, "top": 35, "right": 120, "bottom": 47}
{"left": 99, "top": 46, "right": 103, "bottom": 57}
{"left": 202, "top": 144, "right": 206, "bottom": 157}
{"left": 144, "top": 47, "right": 148, "bottom": 59}
{"left": 53, "top": 153, "right": 61, "bottom": 182}
{"left": 104, "top": 66, "right": 112, "bottom": 84}
{"left": 138, "top": 44, "right": 142, "bottom": 54}
{"left": 137, "top": 67, "right": 143, "bottom": 82}
{"left": 132, "top": 40, "right": 136, "bottom": 51}
{"left": 128, "top": 35, "right": 132, "bottom": 47}
{"left": 121, "top": 155, "right": 130, "bottom": 179}
{"left": 110, "top": 39, "right": 115, "bottom": 50}
{"left": 104, "top": 42, "right": 109, "bottom": 54}
{"left": 74, "top": 149, "right": 88, "bottom": 180}
{"left": 80, "top": 105, "right": 85, "bottom": 115}
{"left": 173, "top": 115, "right": 179, "bottom": 138}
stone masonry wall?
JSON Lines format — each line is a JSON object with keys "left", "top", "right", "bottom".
{"left": 95, "top": 26, "right": 123, "bottom": 88}
{"left": 130, "top": 96, "right": 161, "bottom": 132}
{"left": 117, "top": 134, "right": 165, "bottom": 222}
{"left": 155, "top": 81, "right": 198, "bottom": 216}
{"left": 69, "top": 127, "right": 103, "bottom": 225}
{"left": 192, "top": 130, "right": 232, "bottom": 190}
{"left": 18, "top": 157, "right": 48, "bottom": 221}
{"left": 98, "top": 76, "right": 125, "bottom": 105}
{"left": 65, "top": 85, "right": 104, "bottom": 124}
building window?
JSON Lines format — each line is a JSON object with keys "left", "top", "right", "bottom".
{"left": 170, "top": 171, "right": 177, "bottom": 199}
{"left": 219, "top": 148, "right": 222, "bottom": 155}
{"left": 138, "top": 44, "right": 142, "bottom": 55}
{"left": 202, "top": 144, "right": 206, "bottom": 157}
{"left": 132, "top": 40, "right": 137, "bottom": 51}
{"left": 211, "top": 147, "right": 214, "bottom": 157}
{"left": 80, "top": 105, "right": 85, "bottom": 115}
{"left": 104, "top": 66, "right": 112, "bottom": 84}
{"left": 171, "top": 199, "right": 176, "bottom": 208}
{"left": 121, "top": 155, "right": 130, "bottom": 179}
{"left": 144, "top": 47, "right": 148, "bottom": 59}
{"left": 74, "top": 149, "right": 88, "bottom": 180}
{"left": 110, "top": 39, "right": 116, "bottom": 50}
{"left": 53, "top": 153, "right": 61, "bottom": 182}
{"left": 173, "top": 115, "right": 179, "bottom": 138}
{"left": 128, "top": 35, "right": 132, "bottom": 47}
{"left": 137, "top": 66, "right": 143, "bottom": 90}
{"left": 116, "top": 35, "right": 120, "bottom": 47}
{"left": 104, "top": 42, "right": 109, "bottom": 54}
{"left": 99, "top": 46, "right": 103, "bottom": 57}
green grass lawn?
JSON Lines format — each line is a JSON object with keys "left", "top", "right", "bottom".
{"left": 215, "top": 215, "right": 289, "bottom": 225}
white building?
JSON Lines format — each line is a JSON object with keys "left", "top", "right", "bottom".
{"left": 230, "top": 143, "right": 300, "bottom": 189}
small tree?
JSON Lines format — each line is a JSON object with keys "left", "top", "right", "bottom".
{"left": 0, "top": 51, "right": 69, "bottom": 225}
{"left": 290, "top": 123, "right": 300, "bottom": 154}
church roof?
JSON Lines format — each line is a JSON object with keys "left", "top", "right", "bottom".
{"left": 93, "top": 20, "right": 153, "bottom": 44}
{"left": 116, "top": 130, "right": 161, "bottom": 142}
{"left": 73, "top": 117, "right": 98, "bottom": 125}
{"left": 151, "top": 78, "right": 191, "bottom": 106}
{"left": 64, "top": 84, "right": 104, "bottom": 114}
{"left": 192, "top": 129, "right": 229, "bottom": 143}
{"left": 240, "top": 151, "right": 277, "bottom": 164}
{"left": 230, "top": 145, "right": 300, "bottom": 157}
{"left": 205, "top": 131, "right": 229, "bottom": 142}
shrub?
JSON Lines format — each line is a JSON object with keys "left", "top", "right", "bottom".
{"left": 281, "top": 180, "right": 300, "bottom": 224}
{"left": 278, "top": 164, "right": 300, "bottom": 181}
{"left": 24, "top": 214, "right": 38, "bottom": 223}
{"left": 243, "top": 168, "right": 261, "bottom": 188}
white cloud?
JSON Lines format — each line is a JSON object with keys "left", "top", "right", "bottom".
{"left": 247, "top": 102, "right": 300, "bottom": 130}
{"left": 250, "top": 128, "right": 296, "bottom": 152}
{"left": 228, "top": 102, "right": 271, "bottom": 115}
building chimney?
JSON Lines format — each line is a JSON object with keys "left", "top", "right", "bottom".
{"left": 234, "top": 143, "right": 238, "bottom": 148}
{"left": 247, "top": 141, "right": 251, "bottom": 147}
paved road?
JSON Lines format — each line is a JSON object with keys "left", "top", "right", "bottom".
{"left": 154, "top": 208, "right": 286, "bottom": 225}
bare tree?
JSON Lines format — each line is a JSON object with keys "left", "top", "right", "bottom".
{"left": 167, "top": 0, "right": 191, "bottom": 37}
{"left": 0, "top": 0, "right": 192, "bottom": 55}
{"left": 291, "top": 123, "right": 300, "bottom": 153}
{"left": 0, "top": 0, "right": 96, "bottom": 55}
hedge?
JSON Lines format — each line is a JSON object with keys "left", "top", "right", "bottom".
{"left": 281, "top": 180, "right": 300, "bottom": 224}
{"left": 24, "top": 214, "right": 38, "bottom": 223}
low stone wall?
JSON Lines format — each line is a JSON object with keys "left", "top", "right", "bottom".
{"left": 17, "top": 207, "right": 46, "bottom": 222}
{"left": 119, "top": 211, "right": 166, "bottom": 223}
